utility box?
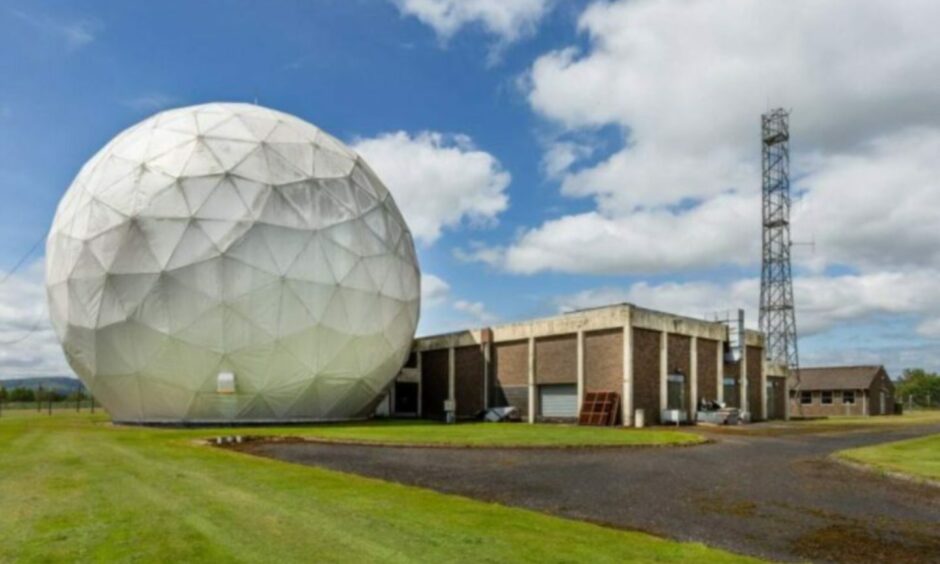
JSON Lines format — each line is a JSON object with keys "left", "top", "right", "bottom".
{"left": 444, "top": 399, "right": 456, "bottom": 424}
{"left": 217, "top": 372, "right": 236, "bottom": 395}
{"left": 635, "top": 409, "right": 645, "bottom": 428}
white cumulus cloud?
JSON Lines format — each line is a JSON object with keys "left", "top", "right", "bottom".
{"left": 353, "top": 131, "right": 510, "bottom": 245}
{"left": 392, "top": 0, "right": 552, "bottom": 44}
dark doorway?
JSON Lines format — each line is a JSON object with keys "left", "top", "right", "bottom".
{"left": 394, "top": 382, "right": 418, "bottom": 415}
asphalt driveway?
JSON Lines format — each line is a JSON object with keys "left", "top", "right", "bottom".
{"left": 245, "top": 423, "right": 940, "bottom": 563}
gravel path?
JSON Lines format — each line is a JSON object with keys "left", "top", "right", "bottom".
{"left": 245, "top": 424, "right": 940, "bottom": 563}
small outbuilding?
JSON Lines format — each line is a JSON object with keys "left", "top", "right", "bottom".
{"left": 789, "top": 365, "right": 895, "bottom": 417}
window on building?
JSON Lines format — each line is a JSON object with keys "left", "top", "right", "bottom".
{"left": 821, "top": 391, "right": 833, "bottom": 404}
{"left": 667, "top": 373, "right": 686, "bottom": 410}
{"left": 800, "top": 391, "right": 812, "bottom": 404}
{"left": 723, "top": 377, "right": 737, "bottom": 406}
{"left": 843, "top": 390, "right": 855, "bottom": 404}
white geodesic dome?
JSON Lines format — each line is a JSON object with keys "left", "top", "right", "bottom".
{"left": 45, "top": 103, "right": 420, "bottom": 423}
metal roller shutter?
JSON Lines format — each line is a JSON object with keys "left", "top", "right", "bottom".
{"left": 539, "top": 384, "right": 578, "bottom": 418}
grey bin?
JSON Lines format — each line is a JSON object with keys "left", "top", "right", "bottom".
{"left": 634, "top": 409, "right": 645, "bottom": 428}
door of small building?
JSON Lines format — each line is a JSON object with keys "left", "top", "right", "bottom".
{"left": 394, "top": 382, "right": 418, "bottom": 415}
{"left": 539, "top": 384, "right": 578, "bottom": 418}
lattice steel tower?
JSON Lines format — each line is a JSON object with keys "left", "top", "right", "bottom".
{"left": 759, "top": 109, "right": 800, "bottom": 371}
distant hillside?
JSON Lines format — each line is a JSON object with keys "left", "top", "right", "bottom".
{"left": 0, "top": 377, "right": 84, "bottom": 394}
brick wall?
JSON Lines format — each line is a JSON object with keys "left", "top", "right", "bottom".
{"left": 790, "top": 390, "right": 867, "bottom": 417}
{"left": 767, "top": 376, "right": 786, "bottom": 419}
{"left": 455, "top": 345, "right": 485, "bottom": 417}
{"left": 667, "top": 334, "right": 691, "bottom": 413}
{"left": 535, "top": 334, "right": 577, "bottom": 384}
{"left": 633, "top": 328, "right": 661, "bottom": 424}
{"left": 723, "top": 361, "right": 740, "bottom": 408}
{"left": 746, "top": 346, "right": 763, "bottom": 419}
{"left": 584, "top": 329, "right": 622, "bottom": 393}
{"left": 491, "top": 340, "right": 529, "bottom": 417}
{"left": 868, "top": 367, "right": 895, "bottom": 415}
{"left": 421, "top": 349, "right": 449, "bottom": 419}
{"left": 697, "top": 338, "right": 718, "bottom": 404}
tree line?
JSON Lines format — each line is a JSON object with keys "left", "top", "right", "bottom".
{"left": 895, "top": 368, "right": 940, "bottom": 408}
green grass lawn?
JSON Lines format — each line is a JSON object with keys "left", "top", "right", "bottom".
{"left": 836, "top": 433, "right": 940, "bottom": 483}
{"left": 0, "top": 411, "right": 753, "bottom": 563}
{"left": 797, "top": 409, "right": 940, "bottom": 428}
{"left": 213, "top": 418, "right": 704, "bottom": 447}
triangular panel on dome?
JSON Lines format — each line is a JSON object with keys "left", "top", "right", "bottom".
{"left": 278, "top": 180, "right": 317, "bottom": 226}
{"left": 312, "top": 147, "right": 355, "bottom": 178}
{"left": 202, "top": 114, "right": 257, "bottom": 142}
{"left": 224, "top": 230, "right": 281, "bottom": 277}
{"left": 276, "top": 282, "right": 317, "bottom": 339}
{"left": 221, "top": 255, "right": 280, "bottom": 301}
{"left": 229, "top": 176, "right": 271, "bottom": 218}
{"left": 257, "top": 223, "right": 311, "bottom": 275}
{"left": 145, "top": 127, "right": 195, "bottom": 160}
{"left": 193, "top": 109, "right": 232, "bottom": 136}
{"left": 179, "top": 175, "right": 224, "bottom": 214}
{"left": 267, "top": 141, "right": 315, "bottom": 178}
{"left": 85, "top": 199, "right": 129, "bottom": 240}
{"left": 258, "top": 188, "right": 306, "bottom": 229}
{"left": 67, "top": 275, "right": 106, "bottom": 329}
{"left": 62, "top": 324, "right": 97, "bottom": 380}
{"left": 140, "top": 183, "right": 192, "bottom": 219}
{"left": 110, "top": 221, "right": 162, "bottom": 275}
{"left": 196, "top": 178, "right": 250, "bottom": 221}
{"left": 261, "top": 378, "right": 313, "bottom": 419}
{"left": 285, "top": 234, "right": 335, "bottom": 285}
{"left": 235, "top": 113, "right": 280, "bottom": 142}
{"left": 227, "top": 308, "right": 267, "bottom": 357}
{"left": 197, "top": 219, "right": 251, "bottom": 253}
{"left": 181, "top": 139, "right": 226, "bottom": 177}
{"left": 309, "top": 184, "right": 354, "bottom": 228}
{"left": 236, "top": 393, "right": 278, "bottom": 420}
{"left": 202, "top": 135, "right": 260, "bottom": 172}
{"left": 145, "top": 336, "right": 224, "bottom": 393}
{"left": 224, "top": 341, "right": 277, "bottom": 392}
{"left": 93, "top": 373, "right": 144, "bottom": 422}
{"left": 159, "top": 111, "right": 199, "bottom": 136}
{"left": 135, "top": 217, "right": 188, "bottom": 269}
{"left": 136, "top": 377, "right": 193, "bottom": 420}
{"left": 148, "top": 139, "right": 197, "bottom": 178}
{"left": 320, "top": 235, "right": 360, "bottom": 284}
{"left": 351, "top": 160, "right": 390, "bottom": 200}
{"left": 165, "top": 222, "right": 219, "bottom": 270}
{"left": 172, "top": 303, "right": 225, "bottom": 353}
{"left": 108, "top": 272, "right": 160, "bottom": 321}
{"left": 284, "top": 279, "right": 335, "bottom": 325}
{"left": 261, "top": 143, "right": 308, "bottom": 185}
{"left": 227, "top": 280, "right": 282, "bottom": 339}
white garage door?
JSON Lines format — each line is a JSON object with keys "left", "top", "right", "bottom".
{"left": 539, "top": 384, "right": 578, "bottom": 418}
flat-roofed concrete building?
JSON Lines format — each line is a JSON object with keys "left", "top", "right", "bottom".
{"left": 789, "top": 365, "right": 895, "bottom": 417}
{"left": 382, "top": 304, "right": 789, "bottom": 426}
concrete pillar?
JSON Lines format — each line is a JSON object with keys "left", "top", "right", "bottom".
{"left": 760, "top": 360, "right": 768, "bottom": 421}
{"left": 447, "top": 346, "right": 456, "bottom": 403}
{"left": 659, "top": 331, "right": 668, "bottom": 414}
{"left": 690, "top": 336, "right": 698, "bottom": 420}
{"left": 622, "top": 319, "right": 634, "bottom": 426}
{"left": 527, "top": 336, "right": 535, "bottom": 424}
{"left": 576, "top": 330, "right": 585, "bottom": 417}
{"left": 740, "top": 344, "right": 748, "bottom": 419}
{"left": 482, "top": 341, "right": 491, "bottom": 410}
{"left": 716, "top": 340, "right": 724, "bottom": 403}
{"left": 416, "top": 350, "right": 423, "bottom": 417}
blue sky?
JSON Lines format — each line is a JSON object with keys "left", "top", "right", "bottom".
{"left": 2, "top": 0, "right": 940, "bottom": 379}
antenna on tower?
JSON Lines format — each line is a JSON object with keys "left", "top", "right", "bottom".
{"left": 759, "top": 109, "right": 800, "bottom": 395}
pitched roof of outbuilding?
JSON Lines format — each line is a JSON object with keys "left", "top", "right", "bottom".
{"left": 790, "top": 365, "right": 885, "bottom": 391}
